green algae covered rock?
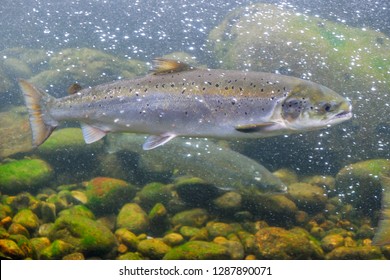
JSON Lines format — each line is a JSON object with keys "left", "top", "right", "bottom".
{"left": 254, "top": 227, "right": 324, "bottom": 259}
{"left": 138, "top": 182, "right": 173, "bottom": 209}
{"left": 171, "top": 208, "right": 209, "bottom": 228}
{"left": 58, "top": 205, "right": 95, "bottom": 219}
{"left": 115, "top": 228, "right": 139, "bottom": 251}
{"left": 117, "top": 252, "right": 144, "bottom": 260}
{"left": 137, "top": 239, "right": 171, "bottom": 259}
{"left": 208, "top": 3, "right": 390, "bottom": 165}
{"left": 336, "top": 159, "right": 390, "bottom": 213}
{"left": 163, "top": 241, "right": 230, "bottom": 260}
{"left": 116, "top": 203, "right": 149, "bottom": 234}
{"left": 9, "top": 234, "right": 36, "bottom": 259}
{"left": 12, "top": 209, "right": 40, "bottom": 233}
{"left": 84, "top": 177, "right": 136, "bottom": 215}
{"left": 0, "top": 159, "right": 53, "bottom": 194}
{"left": 49, "top": 215, "right": 117, "bottom": 257}
{"left": 40, "top": 239, "right": 75, "bottom": 260}
{"left": 0, "top": 238, "right": 26, "bottom": 259}
{"left": 326, "top": 246, "right": 384, "bottom": 260}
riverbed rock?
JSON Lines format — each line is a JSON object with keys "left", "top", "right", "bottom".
{"left": 116, "top": 203, "right": 149, "bottom": 234}
{"left": 254, "top": 227, "right": 324, "bottom": 259}
{"left": 84, "top": 177, "right": 136, "bottom": 215}
{"left": 326, "top": 246, "right": 384, "bottom": 260}
{"left": 163, "top": 241, "right": 230, "bottom": 260}
{"left": 12, "top": 209, "right": 40, "bottom": 233}
{"left": 171, "top": 208, "right": 209, "bottom": 227}
{"left": 137, "top": 239, "right": 171, "bottom": 259}
{"left": 0, "top": 238, "right": 25, "bottom": 259}
{"left": 49, "top": 214, "right": 117, "bottom": 257}
{"left": 0, "top": 158, "right": 53, "bottom": 194}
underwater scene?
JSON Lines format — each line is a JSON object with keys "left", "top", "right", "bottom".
{"left": 0, "top": 0, "right": 390, "bottom": 260}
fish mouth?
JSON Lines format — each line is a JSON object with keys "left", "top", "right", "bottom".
{"left": 334, "top": 110, "right": 353, "bottom": 120}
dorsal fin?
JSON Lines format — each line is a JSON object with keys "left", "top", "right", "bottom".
{"left": 67, "top": 83, "right": 83, "bottom": 95}
{"left": 151, "top": 58, "right": 195, "bottom": 75}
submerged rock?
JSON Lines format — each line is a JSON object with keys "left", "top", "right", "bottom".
{"left": 326, "top": 246, "right": 384, "bottom": 260}
{"left": 171, "top": 208, "right": 209, "bottom": 228}
{"left": 0, "top": 238, "right": 26, "bottom": 259}
{"left": 49, "top": 215, "right": 117, "bottom": 257}
{"left": 137, "top": 239, "right": 171, "bottom": 259}
{"left": 0, "top": 158, "right": 53, "bottom": 194}
{"left": 163, "top": 241, "right": 230, "bottom": 260}
{"left": 84, "top": 177, "right": 136, "bottom": 215}
{"left": 12, "top": 209, "right": 40, "bottom": 233}
{"left": 254, "top": 227, "right": 324, "bottom": 259}
{"left": 116, "top": 203, "right": 149, "bottom": 234}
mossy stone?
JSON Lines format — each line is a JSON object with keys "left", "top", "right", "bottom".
{"left": 40, "top": 240, "right": 75, "bottom": 260}
{"left": 9, "top": 234, "right": 35, "bottom": 259}
{"left": 12, "top": 209, "right": 40, "bottom": 232}
{"left": 206, "top": 222, "right": 236, "bottom": 239}
{"left": 84, "top": 177, "right": 136, "bottom": 215}
{"left": 117, "top": 252, "right": 144, "bottom": 260}
{"left": 171, "top": 208, "right": 208, "bottom": 227}
{"left": 0, "top": 239, "right": 25, "bottom": 259}
{"left": 321, "top": 234, "right": 345, "bottom": 252}
{"left": 30, "top": 237, "right": 51, "bottom": 257}
{"left": 58, "top": 205, "right": 95, "bottom": 219}
{"left": 138, "top": 182, "right": 173, "bottom": 209}
{"left": 116, "top": 203, "right": 149, "bottom": 234}
{"left": 0, "top": 159, "right": 53, "bottom": 194}
{"left": 115, "top": 228, "right": 139, "bottom": 250}
{"left": 137, "top": 239, "right": 171, "bottom": 259}
{"left": 49, "top": 215, "right": 117, "bottom": 257}
{"left": 254, "top": 227, "right": 324, "bottom": 259}
{"left": 162, "top": 233, "right": 184, "bottom": 247}
{"left": 8, "top": 223, "right": 30, "bottom": 238}
{"left": 163, "top": 241, "right": 230, "bottom": 260}
{"left": 213, "top": 192, "right": 242, "bottom": 212}
{"left": 326, "top": 246, "right": 384, "bottom": 260}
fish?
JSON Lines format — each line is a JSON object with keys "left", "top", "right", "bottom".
{"left": 106, "top": 133, "right": 287, "bottom": 194}
{"left": 19, "top": 58, "right": 352, "bottom": 150}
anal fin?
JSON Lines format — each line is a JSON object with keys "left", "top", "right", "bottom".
{"left": 143, "top": 133, "right": 176, "bottom": 150}
{"left": 80, "top": 123, "right": 107, "bottom": 144}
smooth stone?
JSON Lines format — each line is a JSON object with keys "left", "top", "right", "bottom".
{"left": 287, "top": 183, "right": 327, "bottom": 213}
{"left": 137, "top": 239, "right": 171, "bottom": 259}
{"left": 0, "top": 238, "right": 25, "bottom": 259}
{"left": 40, "top": 240, "right": 75, "bottom": 260}
{"left": 115, "top": 228, "right": 139, "bottom": 251}
{"left": 163, "top": 241, "right": 230, "bottom": 260}
{"left": 171, "top": 208, "right": 208, "bottom": 227}
{"left": 12, "top": 209, "right": 40, "bottom": 232}
{"left": 326, "top": 246, "right": 384, "bottom": 260}
{"left": 162, "top": 233, "right": 184, "bottom": 247}
{"left": 0, "top": 159, "right": 53, "bottom": 194}
{"left": 321, "top": 234, "right": 345, "bottom": 252}
{"left": 116, "top": 203, "right": 149, "bottom": 234}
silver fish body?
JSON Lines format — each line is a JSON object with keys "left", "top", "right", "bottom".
{"left": 19, "top": 59, "right": 352, "bottom": 150}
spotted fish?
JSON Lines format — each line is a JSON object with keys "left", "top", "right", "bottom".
{"left": 19, "top": 58, "right": 352, "bottom": 150}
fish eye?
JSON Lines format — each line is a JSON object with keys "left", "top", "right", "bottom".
{"left": 320, "top": 102, "right": 334, "bottom": 113}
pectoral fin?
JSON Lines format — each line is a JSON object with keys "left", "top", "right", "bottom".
{"left": 235, "top": 122, "right": 277, "bottom": 133}
{"left": 143, "top": 133, "right": 176, "bottom": 150}
{"left": 81, "top": 123, "right": 107, "bottom": 144}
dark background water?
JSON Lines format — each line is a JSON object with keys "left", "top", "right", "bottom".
{"left": 1, "top": 0, "right": 389, "bottom": 63}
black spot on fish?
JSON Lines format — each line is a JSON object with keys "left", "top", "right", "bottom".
{"left": 239, "top": 87, "right": 243, "bottom": 91}
{"left": 216, "top": 84, "right": 219, "bottom": 87}
{"left": 181, "top": 90, "right": 185, "bottom": 94}
{"left": 162, "top": 84, "right": 165, "bottom": 88}
{"left": 144, "top": 88, "right": 148, "bottom": 92}
{"left": 203, "top": 87, "right": 206, "bottom": 91}
{"left": 225, "top": 86, "right": 229, "bottom": 90}
{"left": 261, "top": 88, "right": 264, "bottom": 92}
{"left": 171, "top": 84, "right": 175, "bottom": 88}
{"left": 208, "top": 81, "right": 212, "bottom": 85}
{"left": 129, "top": 88, "right": 133, "bottom": 92}
{"left": 155, "top": 85, "right": 159, "bottom": 88}
{"left": 231, "top": 100, "right": 236, "bottom": 105}
{"left": 136, "top": 93, "right": 139, "bottom": 97}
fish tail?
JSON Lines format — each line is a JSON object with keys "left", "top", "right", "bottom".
{"left": 19, "top": 79, "right": 58, "bottom": 148}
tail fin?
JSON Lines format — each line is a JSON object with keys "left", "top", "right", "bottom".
{"left": 19, "top": 80, "right": 58, "bottom": 147}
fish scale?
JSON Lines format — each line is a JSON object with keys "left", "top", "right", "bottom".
{"left": 19, "top": 58, "right": 352, "bottom": 150}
